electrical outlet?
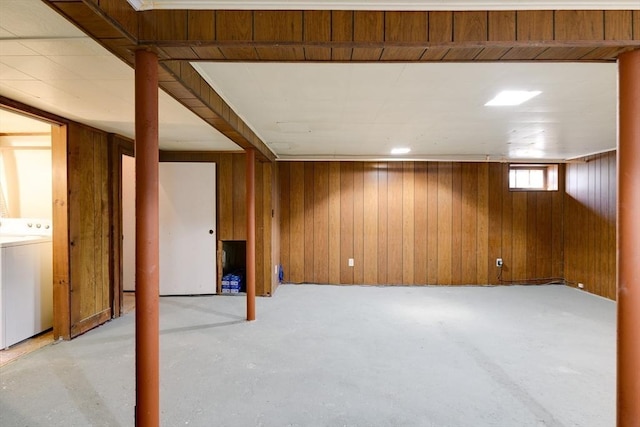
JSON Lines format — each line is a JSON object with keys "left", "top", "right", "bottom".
{"left": 348, "top": 258, "right": 354, "bottom": 267}
{"left": 496, "top": 258, "right": 503, "bottom": 268}
{"left": 578, "top": 283, "right": 584, "bottom": 289}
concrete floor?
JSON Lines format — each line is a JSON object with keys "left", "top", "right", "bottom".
{"left": 0, "top": 284, "right": 615, "bottom": 427}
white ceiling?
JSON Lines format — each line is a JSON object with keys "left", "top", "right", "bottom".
{"left": 0, "top": 0, "right": 622, "bottom": 161}
{"left": 194, "top": 62, "right": 617, "bottom": 161}
{"left": 127, "top": 0, "right": 640, "bottom": 11}
{"left": 0, "top": 0, "right": 239, "bottom": 151}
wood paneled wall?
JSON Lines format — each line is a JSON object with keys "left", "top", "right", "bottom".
{"left": 67, "top": 122, "right": 112, "bottom": 337}
{"left": 279, "top": 161, "right": 564, "bottom": 286}
{"left": 564, "top": 152, "right": 617, "bottom": 300}
{"left": 159, "top": 152, "right": 279, "bottom": 296}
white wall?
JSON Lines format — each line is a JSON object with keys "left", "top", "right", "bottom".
{"left": 0, "top": 135, "right": 52, "bottom": 219}
{"left": 122, "top": 154, "right": 136, "bottom": 291}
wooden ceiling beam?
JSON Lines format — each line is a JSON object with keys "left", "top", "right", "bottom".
{"left": 131, "top": 8, "right": 639, "bottom": 62}
{"left": 42, "top": 0, "right": 275, "bottom": 161}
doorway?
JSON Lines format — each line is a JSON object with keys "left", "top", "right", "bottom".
{"left": 0, "top": 107, "right": 58, "bottom": 363}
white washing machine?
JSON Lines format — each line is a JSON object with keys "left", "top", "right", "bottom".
{"left": 0, "top": 218, "right": 53, "bottom": 349}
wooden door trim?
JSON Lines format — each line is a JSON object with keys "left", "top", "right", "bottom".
{"left": 108, "top": 135, "right": 134, "bottom": 319}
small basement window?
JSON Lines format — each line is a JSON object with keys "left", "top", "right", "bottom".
{"left": 509, "top": 164, "right": 558, "bottom": 191}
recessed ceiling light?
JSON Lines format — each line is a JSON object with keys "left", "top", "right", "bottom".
{"left": 391, "top": 147, "right": 411, "bottom": 155}
{"left": 485, "top": 90, "right": 542, "bottom": 106}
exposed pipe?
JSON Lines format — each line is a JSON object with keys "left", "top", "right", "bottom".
{"left": 617, "top": 48, "right": 640, "bottom": 427}
{"left": 246, "top": 148, "right": 256, "bottom": 321}
{"left": 134, "top": 49, "right": 160, "bottom": 427}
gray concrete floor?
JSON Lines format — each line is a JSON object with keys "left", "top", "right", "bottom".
{"left": 0, "top": 284, "right": 615, "bottom": 427}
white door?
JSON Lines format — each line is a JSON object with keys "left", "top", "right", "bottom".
{"left": 159, "top": 162, "right": 217, "bottom": 295}
{"left": 122, "top": 154, "right": 136, "bottom": 291}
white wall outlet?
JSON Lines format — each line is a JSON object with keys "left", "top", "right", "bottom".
{"left": 496, "top": 258, "right": 503, "bottom": 268}
{"left": 348, "top": 258, "right": 354, "bottom": 267}
{"left": 578, "top": 283, "right": 584, "bottom": 289}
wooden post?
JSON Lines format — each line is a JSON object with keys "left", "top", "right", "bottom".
{"left": 246, "top": 148, "right": 256, "bottom": 321}
{"left": 134, "top": 49, "right": 160, "bottom": 427}
{"left": 617, "top": 49, "right": 640, "bottom": 427}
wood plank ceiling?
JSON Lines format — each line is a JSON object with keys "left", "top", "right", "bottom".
{"left": 43, "top": 1, "right": 640, "bottom": 160}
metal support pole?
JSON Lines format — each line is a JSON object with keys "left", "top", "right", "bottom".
{"left": 246, "top": 148, "right": 256, "bottom": 321}
{"left": 617, "top": 48, "right": 640, "bottom": 427}
{"left": 134, "top": 49, "right": 160, "bottom": 427}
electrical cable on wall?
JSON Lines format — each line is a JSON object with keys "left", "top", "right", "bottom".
{"left": 496, "top": 267, "right": 566, "bottom": 286}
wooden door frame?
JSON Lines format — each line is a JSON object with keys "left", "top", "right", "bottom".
{"left": 108, "top": 135, "right": 134, "bottom": 319}
{"left": 0, "top": 97, "right": 71, "bottom": 340}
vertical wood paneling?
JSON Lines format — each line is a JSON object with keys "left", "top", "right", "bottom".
{"left": 353, "top": 11, "right": 384, "bottom": 60}
{"left": 382, "top": 12, "right": 427, "bottom": 60}
{"left": 289, "top": 163, "right": 305, "bottom": 282}
{"left": 377, "top": 163, "right": 388, "bottom": 283}
{"left": 254, "top": 11, "right": 304, "bottom": 60}
{"left": 232, "top": 154, "right": 246, "bottom": 239}
{"left": 554, "top": 152, "right": 616, "bottom": 299}
{"left": 313, "top": 162, "right": 329, "bottom": 283}
{"left": 303, "top": 10, "right": 331, "bottom": 60}
{"left": 587, "top": 159, "right": 596, "bottom": 293}
{"left": 353, "top": 163, "right": 365, "bottom": 284}
{"left": 454, "top": 11, "right": 488, "bottom": 41}
{"left": 516, "top": 10, "right": 554, "bottom": 40}
{"left": 426, "top": 163, "right": 439, "bottom": 284}
{"left": 332, "top": 11, "right": 353, "bottom": 61}
{"left": 279, "top": 160, "right": 567, "bottom": 288}
{"left": 52, "top": 124, "right": 70, "bottom": 340}
{"left": 402, "top": 162, "right": 415, "bottom": 284}
{"left": 437, "top": 163, "right": 453, "bottom": 285}
{"left": 279, "top": 163, "right": 290, "bottom": 281}
{"left": 475, "top": 11, "right": 515, "bottom": 60}
{"left": 340, "top": 162, "right": 354, "bottom": 284}
{"left": 414, "top": 163, "right": 428, "bottom": 284}
{"left": 500, "top": 165, "right": 513, "bottom": 283}
{"left": 218, "top": 153, "right": 233, "bottom": 240}
{"left": 451, "top": 163, "right": 462, "bottom": 284}
{"left": 215, "top": 10, "right": 253, "bottom": 40}
{"left": 461, "top": 163, "right": 478, "bottom": 284}
{"left": 270, "top": 163, "right": 280, "bottom": 295}
{"left": 487, "top": 164, "right": 502, "bottom": 284}
{"left": 604, "top": 10, "right": 633, "bottom": 40}
{"left": 476, "top": 163, "right": 489, "bottom": 284}
{"left": 328, "top": 162, "right": 341, "bottom": 283}
{"left": 526, "top": 192, "right": 538, "bottom": 279}
{"left": 215, "top": 10, "right": 257, "bottom": 59}
{"left": 387, "top": 163, "right": 403, "bottom": 284}
{"left": 555, "top": 10, "right": 604, "bottom": 41}
{"left": 536, "top": 193, "right": 553, "bottom": 279}
{"left": 551, "top": 164, "right": 565, "bottom": 279}
{"left": 255, "top": 161, "right": 265, "bottom": 295}
{"left": 67, "top": 123, "right": 111, "bottom": 337}
{"left": 424, "top": 12, "right": 453, "bottom": 60}
{"left": 363, "top": 163, "right": 378, "bottom": 284}
{"left": 512, "top": 192, "right": 528, "bottom": 281}
{"left": 188, "top": 11, "right": 215, "bottom": 40}
{"left": 304, "top": 163, "right": 315, "bottom": 280}
{"left": 564, "top": 152, "right": 616, "bottom": 299}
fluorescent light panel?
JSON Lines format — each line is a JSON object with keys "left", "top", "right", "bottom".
{"left": 485, "top": 90, "right": 541, "bottom": 106}
{"left": 391, "top": 147, "right": 411, "bottom": 155}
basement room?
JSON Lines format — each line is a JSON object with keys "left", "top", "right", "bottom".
{"left": 0, "top": 0, "right": 638, "bottom": 426}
